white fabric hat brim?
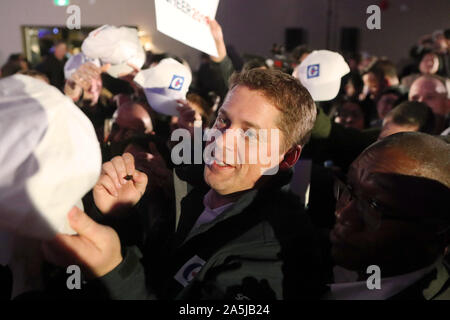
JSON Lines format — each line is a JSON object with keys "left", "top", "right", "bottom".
{"left": 106, "top": 63, "right": 134, "bottom": 78}
{"left": 303, "top": 79, "right": 341, "bottom": 102}
{"left": 145, "top": 91, "right": 180, "bottom": 116}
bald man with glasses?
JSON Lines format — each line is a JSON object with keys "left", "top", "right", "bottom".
{"left": 324, "top": 132, "right": 450, "bottom": 300}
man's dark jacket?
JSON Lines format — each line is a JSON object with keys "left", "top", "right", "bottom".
{"left": 90, "top": 170, "right": 329, "bottom": 300}
{"left": 35, "top": 54, "right": 66, "bottom": 91}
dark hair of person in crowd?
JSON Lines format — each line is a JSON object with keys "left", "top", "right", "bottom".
{"left": 331, "top": 97, "right": 370, "bottom": 131}
{"left": 1, "top": 53, "right": 30, "bottom": 77}
{"left": 291, "top": 45, "right": 312, "bottom": 63}
{"left": 344, "top": 52, "right": 362, "bottom": 71}
{"left": 362, "top": 60, "right": 388, "bottom": 99}
{"left": 379, "top": 87, "right": 404, "bottom": 103}
{"left": 387, "top": 101, "right": 435, "bottom": 134}
{"left": 142, "top": 52, "right": 169, "bottom": 69}
{"left": 228, "top": 69, "right": 317, "bottom": 150}
{"left": 341, "top": 71, "right": 364, "bottom": 99}
{"left": 417, "top": 48, "right": 434, "bottom": 61}
{"left": 374, "top": 58, "right": 399, "bottom": 86}
{"left": 8, "top": 53, "right": 28, "bottom": 65}
{"left": 362, "top": 60, "right": 386, "bottom": 82}
{"left": 242, "top": 58, "right": 269, "bottom": 72}
{"left": 1, "top": 61, "right": 23, "bottom": 77}
{"left": 375, "top": 87, "right": 406, "bottom": 122}
{"left": 417, "top": 48, "right": 440, "bottom": 75}
{"left": 444, "top": 29, "right": 450, "bottom": 40}
{"left": 186, "top": 92, "right": 214, "bottom": 126}
{"left": 379, "top": 101, "right": 436, "bottom": 140}
{"left": 53, "top": 39, "right": 66, "bottom": 46}
{"left": 142, "top": 51, "right": 155, "bottom": 69}
{"left": 18, "top": 70, "right": 50, "bottom": 83}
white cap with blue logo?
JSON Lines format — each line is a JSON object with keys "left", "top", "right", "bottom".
{"left": 133, "top": 58, "right": 192, "bottom": 116}
{"left": 296, "top": 50, "right": 350, "bottom": 101}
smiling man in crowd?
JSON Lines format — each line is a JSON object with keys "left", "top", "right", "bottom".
{"left": 43, "top": 68, "right": 329, "bottom": 300}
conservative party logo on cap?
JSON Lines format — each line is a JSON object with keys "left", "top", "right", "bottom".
{"left": 174, "top": 255, "right": 206, "bottom": 287}
{"left": 169, "top": 75, "right": 185, "bottom": 91}
{"left": 307, "top": 64, "right": 320, "bottom": 79}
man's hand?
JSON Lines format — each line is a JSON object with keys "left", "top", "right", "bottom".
{"left": 64, "top": 62, "right": 110, "bottom": 103}
{"left": 42, "top": 206, "right": 122, "bottom": 278}
{"left": 71, "top": 62, "right": 108, "bottom": 91}
{"left": 93, "top": 153, "right": 148, "bottom": 215}
{"left": 209, "top": 19, "right": 227, "bottom": 63}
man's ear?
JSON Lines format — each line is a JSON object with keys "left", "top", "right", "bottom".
{"left": 280, "top": 145, "right": 302, "bottom": 170}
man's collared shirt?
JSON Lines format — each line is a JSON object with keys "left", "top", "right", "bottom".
{"left": 323, "top": 261, "right": 438, "bottom": 300}
{"left": 191, "top": 191, "right": 235, "bottom": 231}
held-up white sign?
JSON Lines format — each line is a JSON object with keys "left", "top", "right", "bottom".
{"left": 154, "top": 0, "right": 220, "bottom": 57}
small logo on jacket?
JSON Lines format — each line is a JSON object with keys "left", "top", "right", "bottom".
{"left": 174, "top": 255, "right": 206, "bottom": 287}
{"left": 169, "top": 75, "right": 185, "bottom": 90}
{"left": 307, "top": 64, "right": 320, "bottom": 78}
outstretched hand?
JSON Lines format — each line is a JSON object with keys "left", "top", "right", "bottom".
{"left": 208, "top": 19, "right": 227, "bottom": 63}
{"left": 64, "top": 62, "right": 110, "bottom": 102}
{"left": 42, "top": 206, "right": 122, "bottom": 278}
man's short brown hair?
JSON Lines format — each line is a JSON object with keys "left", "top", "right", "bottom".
{"left": 374, "top": 58, "right": 398, "bottom": 80}
{"left": 228, "top": 69, "right": 317, "bottom": 150}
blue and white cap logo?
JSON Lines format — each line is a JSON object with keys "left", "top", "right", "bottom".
{"left": 174, "top": 255, "right": 206, "bottom": 287}
{"left": 169, "top": 75, "right": 185, "bottom": 91}
{"left": 307, "top": 64, "right": 320, "bottom": 79}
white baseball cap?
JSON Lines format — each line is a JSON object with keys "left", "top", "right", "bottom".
{"left": 0, "top": 74, "right": 102, "bottom": 240}
{"left": 295, "top": 50, "right": 350, "bottom": 101}
{"left": 134, "top": 58, "right": 192, "bottom": 116}
{"left": 64, "top": 52, "right": 101, "bottom": 80}
{"left": 82, "top": 25, "right": 145, "bottom": 78}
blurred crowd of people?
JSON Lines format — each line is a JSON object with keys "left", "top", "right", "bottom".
{"left": 0, "top": 19, "right": 449, "bottom": 301}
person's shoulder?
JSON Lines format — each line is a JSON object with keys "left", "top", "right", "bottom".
{"left": 254, "top": 188, "right": 316, "bottom": 240}
{"left": 35, "top": 57, "right": 49, "bottom": 70}
{"left": 430, "top": 260, "right": 450, "bottom": 300}
{"left": 256, "top": 185, "right": 305, "bottom": 215}
{"left": 362, "top": 127, "right": 381, "bottom": 139}
{"left": 391, "top": 259, "right": 450, "bottom": 300}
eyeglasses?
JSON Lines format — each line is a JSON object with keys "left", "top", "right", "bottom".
{"left": 334, "top": 177, "right": 386, "bottom": 231}
{"left": 333, "top": 176, "right": 450, "bottom": 234}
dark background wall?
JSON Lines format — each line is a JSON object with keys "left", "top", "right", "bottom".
{"left": 1, "top": 0, "right": 449, "bottom": 68}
